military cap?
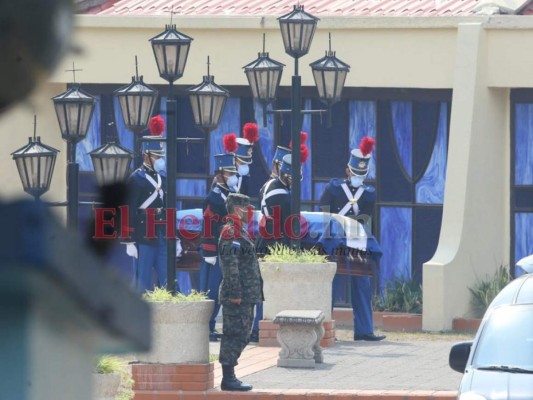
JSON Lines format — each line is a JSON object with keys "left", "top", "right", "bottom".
{"left": 349, "top": 136, "right": 375, "bottom": 176}
{"left": 142, "top": 137, "right": 165, "bottom": 157}
{"left": 214, "top": 153, "right": 237, "bottom": 172}
{"left": 273, "top": 146, "right": 291, "bottom": 164}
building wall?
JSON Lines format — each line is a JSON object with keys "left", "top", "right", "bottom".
{"left": 2, "top": 15, "right": 533, "bottom": 330}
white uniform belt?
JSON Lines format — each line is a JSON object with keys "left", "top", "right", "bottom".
{"left": 338, "top": 184, "right": 365, "bottom": 216}
{"left": 261, "top": 179, "right": 288, "bottom": 217}
{"left": 139, "top": 173, "right": 163, "bottom": 210}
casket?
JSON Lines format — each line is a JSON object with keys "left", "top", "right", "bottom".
{"left": 175, "top": 210, "right": 381, "bottom": 277}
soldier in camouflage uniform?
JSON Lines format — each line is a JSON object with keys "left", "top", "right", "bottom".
{"left": 218, "top": 193, "right": 263, "bottom": 392}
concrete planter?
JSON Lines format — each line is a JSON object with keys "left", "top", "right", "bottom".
{"left": 381, "top": 313, "right": 423, "bottom": 333}
{"left": 137, "top": 300, "right": 214, "bottom": 364}
{"left": 260, "top": 262, "right": 337, "bottom": 320}
{"left": 453, "top": 318, "right": 482, "bottom": 333}
{"left": 92, "top": 373, "right": 120, "bottom": 400}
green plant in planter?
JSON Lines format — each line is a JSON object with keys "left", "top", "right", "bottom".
{"left": 94, "top": 355, "right": 134, "bottom": 400}
{"left": 468, "top": 265, "right": 510, "bottom": 318}
{"left": 143, "top": 287, "right": 208, "bottom": 303}
{"left": 373, "top": 277, "right": 423, "bottom": 314}
{"left": 262, "top": 243, "right": 329, "bottom": 263}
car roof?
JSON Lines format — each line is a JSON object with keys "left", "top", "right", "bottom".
{"left": 488, "top": 274, "right": 533, "bottom": 310}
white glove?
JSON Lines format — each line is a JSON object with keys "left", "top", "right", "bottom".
{"left": 176, "top": 239, "right": 183, "bottom": 258}
{"left": 204, "top": 256, "right": 217, "bottom": 265}
{"left": 126, "top": 243, "right": 138, "bottom": 259}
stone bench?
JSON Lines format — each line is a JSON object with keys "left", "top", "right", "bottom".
{"left": 273, "top": 310, "right": 325, "bottom": 368}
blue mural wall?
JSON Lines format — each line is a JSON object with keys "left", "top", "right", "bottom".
{"left": 78, "top": 85, "right": 451, "bottom": 302}
{"left": 512, "top": 99, "right": 533, "bottom": 276}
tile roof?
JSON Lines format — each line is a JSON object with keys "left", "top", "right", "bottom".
{"left": 81, "top": 0, "right": 486, "bottom": 17}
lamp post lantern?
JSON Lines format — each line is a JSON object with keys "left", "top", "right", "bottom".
{"left": 89, "top": 141, "right": 133, "bottom": 186}
{"left": 150, "top": 18, "right": 229, "bottom": 292}
{"left": 310, "top": 33, "right": 351, "bottom": 111}
{"left": 52, "top": 69, "right": 97, "bottom": 230}
{"left": 115, "top": 57, "right": 159, "bottom": 167}
{"left": 245, "top": 5, "right": 349, "bottom": 250}
{"left": 243, "top": 34, "right": 285, "bottom": 126}
{"left": 12, "top": 116, "right": 59, "bottom": 200}
{"left": 187, "top": 57, "right": 230, "bottom": 134}
{"left": 278, "top": 4, "right": 318, "bottom": 250}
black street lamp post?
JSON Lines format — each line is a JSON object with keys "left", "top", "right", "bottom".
{"left": 52, "top": 76, "right": 97, "bottom": 230}
{"left": 244, "top": 5, "right": 350, "bottom": 250}
{"left": 150, "top": 23, "right": 229, "bottom": 293}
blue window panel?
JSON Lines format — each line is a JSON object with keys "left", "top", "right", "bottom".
{"left": 113, "top": 96, "right": 134, "bottom": 153}
{"left": 76, "top": 96, "right": 101, "bottom": 171}
{"left": 254, "top": 99, "right": 275, "bottom": 168}
{"left": 515, "top": 104, "right": 533, "bottom": 185}
{"left": 515, "top": 213, "right": 533, "bottom": 264}
{"left": 313, "top": 181, "right": 332, "bottom": 212}
{"left": 209, "top": 97, "right": 240, "bottom": 174}
{"left": 349, "top": 101, "right": 377, "bottom": 179}
{"left": 176, "top": 178, "right": 206, "bottom": 198}
{"left": 312, "top": 100, "right": 348, "bottom": 179}
{"left": 379, "top": 207, "right": 412, "bottom": 293}
{"left": 176, "top": 95, "right": 208, "bottom": 175}
{"left": 416, "top": 102, "right": 448, "bottom": 204}
{"left": 413, "top": 101, "right": 441, "bottom": 182}
{"left": 391, "top": 101, "right": 413, "bottom": 178}
{"left": 378, "top": 101, "right": 412, "bottom": 202}
{"left": 413, "top": 207, "right": 443, "bottom": 283}
{"left": 302, "top": 99, "right": 312, "bottom": 201}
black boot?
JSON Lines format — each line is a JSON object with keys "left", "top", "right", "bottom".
{"left": 221, "top": 365, "right": 253, "bottom": 391}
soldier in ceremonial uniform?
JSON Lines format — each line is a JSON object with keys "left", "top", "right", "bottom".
{"left": 201, "top": 153, "right": 239, "bottom": 341}
{"left": 319, "top": 137, "right": 385, "bottom": 342}
{"left": 124, "top": 115, "right": 167, "bottom": 294}
{"left": 221, "top": 122, "right": 259, "bottom": 195}
{"left": 269, "top": 145, "right": 291, "bottom": 179}
{"left": 218, "top": 193, "right": 263, "bottom": 391}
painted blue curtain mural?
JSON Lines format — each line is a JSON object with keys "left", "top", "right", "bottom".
{"left": 512, "top": 101, "right": 533, "bottom": 276}
{"left": 77, "top": 96, "right": 102, "bottom": 171}
{"left": 378, "top": 100, "right": 448, "bottom": 291}
{"left": 77, "top": 85, "right": 452, "bottom": 303}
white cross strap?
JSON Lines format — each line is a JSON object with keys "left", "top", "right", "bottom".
{"left": 261, "top": 179, "right": 288, "bottom": 217}
{"left": 139, "top": 173, "right": 163, "bottom": 210}
{"left": 338, "top": 183, "right": 365, "bottom": 216}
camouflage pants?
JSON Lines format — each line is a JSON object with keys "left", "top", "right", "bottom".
{"left": 219, "top": 302, "right": 254, "bottom": 366}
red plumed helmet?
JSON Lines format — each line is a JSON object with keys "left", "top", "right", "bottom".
{"left": 301, "top": 144, "right": 309, "bottom": 163}
{"left": 359, "top": 136, "right": 375, "bottom": 157}
{"left": 242, "top": 122, "right": 259, "bottom": 144}
{"left": 223, "top": 133, "right": 238, "bottom": 152}
{"left": 149, "top": 115, "right": 165, "bottom": 136}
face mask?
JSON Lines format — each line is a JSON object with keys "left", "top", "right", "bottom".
{"left": 350, "top": 175, "right": 365, "bottom": 187}
{"left": 237, "top": 164, "right": 249, "bottom": 176}
{"left": 226, "top": 175, "right": 239, "bottom": 191}
{"left": 154, "top": 158, "right": 166, "bottom": 174}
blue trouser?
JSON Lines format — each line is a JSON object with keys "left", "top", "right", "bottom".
{"left": 332, "top": 273, "right": 374, "bottom": 336}
{"left": 252, "top": 302, "right": 263, "bottom": 333}
{"left": 351, "top": 276, "right": 373, "bottom": 335}
{"left": 199, "top": 257, "right": 222, "bottom": 333}
{"left": 134, "top": 235, "right": 167, "bottom": 294}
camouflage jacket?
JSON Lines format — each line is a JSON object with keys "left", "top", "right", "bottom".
{"left": 218, "top": 217, "right": 264, "bottom": 304}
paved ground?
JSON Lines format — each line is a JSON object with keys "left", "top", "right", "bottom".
{"left": 209, "top": 328, "right": 471, "bottom": 392}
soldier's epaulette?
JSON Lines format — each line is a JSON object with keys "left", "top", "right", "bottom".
{"left": 363, "top": 184, "right": 376, "bottom": 193}
{"left": 220, "top": 224, "right": 235, "bottom": 239}
{"left": 328, "top": 178, "right": 345, "bottom": 194}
